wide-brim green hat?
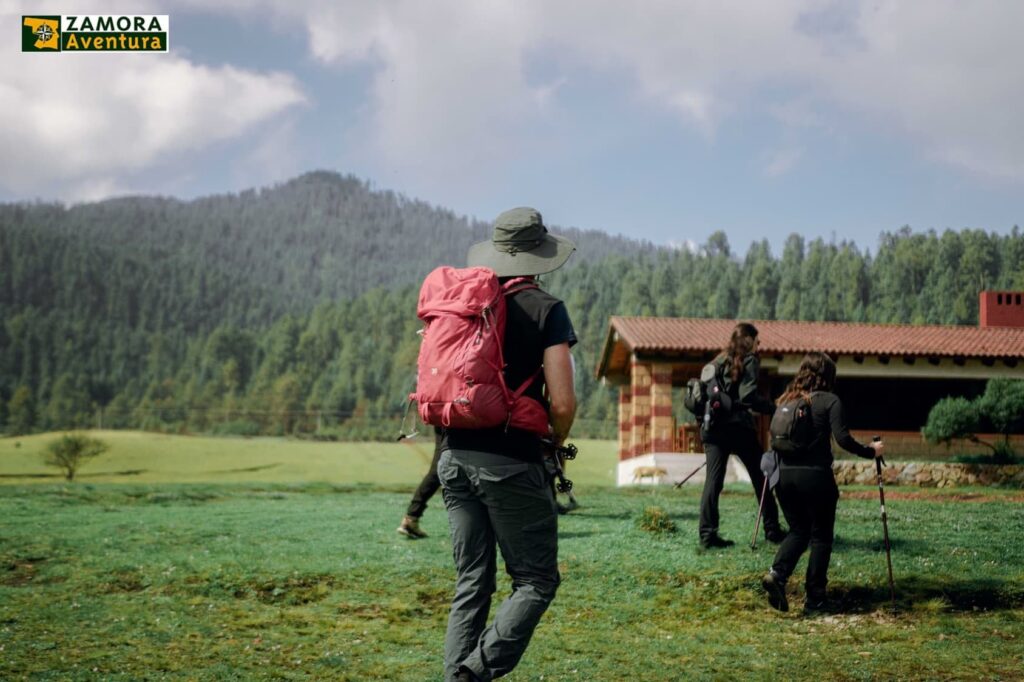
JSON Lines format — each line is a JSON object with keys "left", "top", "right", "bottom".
{"left": 467, "top": 207, "right": 576, "bottom": 277}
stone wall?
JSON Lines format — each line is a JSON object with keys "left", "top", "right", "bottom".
{"left": 833, "top": 460, "right": 1024, "bottom": 487}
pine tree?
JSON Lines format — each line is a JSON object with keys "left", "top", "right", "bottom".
{"left": 6, "top": 385, "right": 35, "bottom": 435}
{"left": 738, "top": 239, "right": 778, "bottom": 319}
{"left": 775, "top": 234, "right": 804, "bottom": 320}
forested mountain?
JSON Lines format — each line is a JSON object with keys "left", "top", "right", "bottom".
{"left": 1, "top": 171, "right": 654, "bottom": 330}
{"left": 2, "top": 171, "right": 1022, "bottom": 438}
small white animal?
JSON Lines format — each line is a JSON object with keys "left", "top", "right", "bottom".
{"left": 632, "top": 466, "right": 668, "bottom": 484}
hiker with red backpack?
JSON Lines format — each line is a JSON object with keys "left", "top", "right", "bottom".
{"left": 408, "top": 207, "right": 577, "bottom": 682}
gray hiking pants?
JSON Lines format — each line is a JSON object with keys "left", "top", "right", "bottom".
{"left": 438, "top": 448, "right": 560, "bottom": 682}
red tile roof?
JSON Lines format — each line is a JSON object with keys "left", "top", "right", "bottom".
{"left": 608, "top": 316, "right": 1024, "bottom": 359}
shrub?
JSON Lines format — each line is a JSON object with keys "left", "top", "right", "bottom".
{"left": 923, "top": 380, "right": 1024, "bottom": 463}
{"left": 922, "top": 397, "right": 980, "bottom": 445}
{"left": 978, "top": 379, "right": 1024, "bottom": 462}
{"left": 44, "top": 433, "right": 109, "bottom": 481}
{"left": 637, "top": 506, "right": 676, "bottom": 534}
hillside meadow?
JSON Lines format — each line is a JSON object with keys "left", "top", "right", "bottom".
{"left": 1, "top": 432, "right": 1023, "bottom": 680}
{"left": 0, "top": 431, "right": 618, "bottom": 486}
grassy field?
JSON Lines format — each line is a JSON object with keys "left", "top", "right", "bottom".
{"left": 2, "top": 433, "right": 1023, "bottom": 680}
{"left": 2, "top": 486, "right": 1023, "bottom": 679}
{"left": 0, "top": 431, "right": 618, "bottom": 486}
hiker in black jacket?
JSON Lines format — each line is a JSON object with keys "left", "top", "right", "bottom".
{"left": 698, "top": 322, "right": 785, "bottom": 549}
{"left": 760, "top": 352, "right": 885, "bottom": 614}
{"left": 397, "top": 426, "right": 443, "bottom": 539}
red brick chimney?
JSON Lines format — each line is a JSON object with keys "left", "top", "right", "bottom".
{"left": 980, "top": 291, "right": 1024, "bottom": 327}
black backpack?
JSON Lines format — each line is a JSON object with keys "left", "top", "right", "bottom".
{"left": 686, "top": 359, "right": 732, "bottom": 437}
{"left": 769, "top": 394, "right": 817, "bottom": 456}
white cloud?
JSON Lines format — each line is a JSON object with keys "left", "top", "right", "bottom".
{"left": 249, "top": 0, "right": 1024, "bottom": 184}
{"left": 809, "top": 2, "right": 1024, "bottom": 182}
{"left": 666, "top": 91, "right": 717, "bottom": 139}
{"left": 0, "top": 1, "right": 306, "bottom": 197}
{"left": 769, "top": 98, "right": 830, "bottom": 132}
{"left": 232, "top": 116, "right": 303, "bottom": 190}
{"left": 5, "top": 0, "right": 1024, "bottom": 200}
{"left": 763, "top": 148, "right": 803, "bottom": 178}
{"left": 667, "top": 238, "right": 699, "bottom": 254}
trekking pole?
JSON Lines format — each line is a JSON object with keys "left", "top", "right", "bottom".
{"left": 750, "top": 475, "right": 769, "bottom": 550}
{"left": 556, "top": 449, "right": 579, "bottom": 511}
{"left": 543, "top": 441, "right": 579, "bottom": 511}
{"left": 873, "top": 437, "right": 897, "bottom": 608}
{"left": 673, "top": 461, "right": 706, "bottom": 489}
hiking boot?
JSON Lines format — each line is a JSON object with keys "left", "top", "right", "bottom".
{"left": 397, "top": 515, "right": 427, "bottom": 539}
{"left": 764, "top": 527, "right": 788, "bottom": 544}
{"left": 802, "top": 592, "right": 831, "bottom": 616}
{"left": 455, "top": 666, "right": 480, "bottom": 681}
{"left": 700, "top": 534, "right": 735, "bottom": 549}
{"left": 761, "top": 571, "right": 789, "bottom": 612}
{"left": 803, "top": 598, "right": 830, "bottom": 616}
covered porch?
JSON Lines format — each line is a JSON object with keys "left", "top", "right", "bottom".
{"left": 597, "top": 316, "right": 1024, "bottom": 485}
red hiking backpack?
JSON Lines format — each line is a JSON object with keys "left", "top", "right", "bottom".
{"left": 408, "top": 266, "right": 550, "bottom": 435}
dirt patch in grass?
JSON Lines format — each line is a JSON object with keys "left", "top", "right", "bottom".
{"left": 416, "top": 587, "right": 451, "bottom": 612}
{"left": 100, "top": 569, "right": 149, "bottom": 594}
{"left": 842, "top": 490, "right": 1024, "bottom": 503}
{"left": 142, "top": 491, "right": 222, "bottom": 505}
{"left": 2, "top": 557, "right": 44, "bottom": 586}
{"left": 0, "top": 555, "right": 64, "bottom": 587}
{"left": 166, "top": 572, "right": 340, "bottom": 605}
{"left": 243, "top": 574, "right": 338, "bottom": 605}
{"left": 338, "top": 593, "right": 448, "bottom": 623}
{"left": 338, "top": 601, "right": 391, "bottom": 618}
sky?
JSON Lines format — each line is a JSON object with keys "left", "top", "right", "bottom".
{"left": 2, "top": 0, "right": 1023, "bottom": 255}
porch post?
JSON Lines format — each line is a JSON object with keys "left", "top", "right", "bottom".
{"left": 618, "top": 385, "right": 633, "bottom": 461}
{"left": 630, "top": 360, "right": 652, "bottom": 456}
{"left": 650, "top": 362, "right": 674, "bottom": 452}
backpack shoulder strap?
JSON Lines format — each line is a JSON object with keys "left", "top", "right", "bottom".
{"left": 499, "top": 276, "right": 543, "bottom": 402}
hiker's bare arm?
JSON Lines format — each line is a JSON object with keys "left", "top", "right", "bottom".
{"left": 544, "top": 342, "right": 576, "bottom": 445}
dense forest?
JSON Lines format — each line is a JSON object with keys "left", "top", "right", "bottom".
{"left": 2, "top": 171, "right": 1023, "bottom": 439}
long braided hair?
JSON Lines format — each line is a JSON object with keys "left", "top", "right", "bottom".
{"left": 724, "top": 322, "right": 759, "bottom": 383}
{"left": 777, "top": 352, "right": 837, "bottom": 404}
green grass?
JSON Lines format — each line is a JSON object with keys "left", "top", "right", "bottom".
{"left": 2, "top": 480, "right": 1022, "bottom": 680}
{"left": 0, "top": 431, "right": 618, "bottom": 486}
